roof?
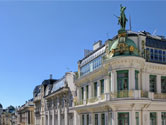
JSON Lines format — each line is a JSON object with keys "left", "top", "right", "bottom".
{"left": 0, "top": 103, "right": 2, "bottom": 108}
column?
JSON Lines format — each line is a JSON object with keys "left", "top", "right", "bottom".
{"left": 146, "top": 73, "right": 150, "bottom": 92}
{"left": 52, "top": 110, "right": 54, "bottom": 125}
{"left": 157, "top": 75, "right": 161, "bottom": 93}
{"left": 97, "top": 80, "right": 101, "bottom": 97}
{"left": 131, "top": 110, "right": 136, "bottom": 125}
{"left": 105, "top": 76, "right": 110, "bottom": 93}
{"left": 89, "top": 83, "right": 92, "bottom": 98}
{"left": 48, "top": 111, "right": 50, "bottom": 125}
{"left": 141, "top": 69, "right": 146, "bottom": 91}
{"left": 74, "top": 111, "right": 79, "bottom": 125}
{"left": 111, "top": 70, "right": 116, "bottom": 93}
{"left": 98, "top": 113, "right": 101, "bottom": 125}
{"left": 84, "top": 86, "right": 87, "bottom": 100}
{"left": 112, "top": 110, "right": 117, "bottom": 125}
{"left": 65, "top": 106, "right": 68, "bottom": 125}
{"left": 90, "top": 113, "right": 95, "bottom": 125}
{"left": 84, "top": 114, "right": 87, "bottom": 125}
{"left": 58, "top": 98, "right": 61, "bottom": 125}
{"left": 157, "top": 112, "right": 162, "bottom": 125}
{"left": 77, "top": 88, "right": 80, "bottom": 101}
{"left": 105, "top": 112, "right": 109, "bottom": 125}
{"left": 129, "top": 68, "right": 135, "bottom": 90}
{"left": 142, "top": 111, "right": 149, "bottom": 125}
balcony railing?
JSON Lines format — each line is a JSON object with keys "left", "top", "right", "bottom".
{"left": 154, "top": 93, "right": 166, "bottom": 99}
{"left": 74, "top": 90, "right": 166, "bottom": 106}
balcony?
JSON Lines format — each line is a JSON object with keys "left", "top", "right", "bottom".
{"left": 74, "top": 90, "right": 166, "bottom": 106}
{"left": 154, "top": 93, "right": 166, "bottom": 99}
{"left": 34, "top": 94, "right": 42, "bottom": 102}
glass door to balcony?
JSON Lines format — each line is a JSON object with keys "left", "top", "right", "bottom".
{"left": 117, "top": 70, "right": 128, "bottom": 98}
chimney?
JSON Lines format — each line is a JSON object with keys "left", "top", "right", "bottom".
{"left": 93, "top": 40, "right": 102, "bottom": 51}
{"left": 50, "top": 74, "right": 53, "bottom": 80}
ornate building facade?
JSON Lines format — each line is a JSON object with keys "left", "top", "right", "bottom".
{"left": 17, "top": 99, "right": 34, "bottom": 125}
{"left": 33, "top": 72, "right": 76, "bottom": 125}
{"left": 73, "top": 5, "right": 166, "bottom": 125}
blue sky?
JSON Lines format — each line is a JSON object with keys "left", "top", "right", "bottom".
{"left": 0, "top": 1, "right": 165, "bottom": 108}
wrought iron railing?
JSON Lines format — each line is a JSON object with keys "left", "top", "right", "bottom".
{"left": 141, "top": 91, "right": 148, "bottom": 98}
{"left": 87, "top": 97, "right": 99, "bottom": 103}
{"left": 74, "top": 100, "right": 83, "bottom": 106}
{"left": 100, "top": 94, "right": 105, "bottom": 100}
{"left": 110, "top": 90, "right": 134, "bottom": 98}
{"left": 154, "top": 93, "right": 166, "bottom": 99}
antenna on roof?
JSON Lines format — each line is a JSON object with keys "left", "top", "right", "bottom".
{"left": 129, "top": 15, "right": 132, "bottom": 31}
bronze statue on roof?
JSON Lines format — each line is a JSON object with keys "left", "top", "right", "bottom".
{"left": 118, "top": 4, "right": 128, "bottom": 30}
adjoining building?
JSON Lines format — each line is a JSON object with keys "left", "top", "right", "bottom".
{"left": 0, "top": 105, "right": 17, "bottom": 125}
{"left": 44, "top": 72, "right": 76, "bottom": 125}
{"left": 33, "top": 75, "right": 57, "bottom": 125}
{"left": 33, "top": 72, "right": 77, "bottom": 125}
{"left": 17, "top": 99, "right": 34, "bottom": 125}
{"left": 73, "top": 5, "right": 166, "bottom": 125}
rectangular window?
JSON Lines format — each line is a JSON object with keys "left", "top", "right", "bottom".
{"left": 150, "top": 49, "right": 154, "bottom": 61}
{"left": 101, "top": 114, "right": 105, "bottom": 125}
{"left": 94, "top": 82, "right": 98, "bottom": 97}
{"left": 150, "top": 112, "right": 157, "bottom": 125}
{"left": 95, "top": 114, "right": 98, "bottom": 125}
{"left": 81, "top": 87, "right": 84, "bottom": 100}
{"left": 87, "top": 114, "right": 89, "bottom": 125}
{"left": 82, "top": 115, "right": 84, "bottom": 125}
{"left": 161, "top": 76, "right": 166, "bottom": 93}
{"left": 100, "top": 79, "right": 104, "bottom": 94}
{"left": 162, "top": 112, "right": 166, "bottom": 125}
{"left": 86, "top": 85, "right": 89, "bottom": 99}
{"left": 117, "top": 70, "right": 128, "bottom": 91}
{"left": 150, "top": 75, "right": 157, "bottom": 93}
{"left": 154, "top": 49, "right": 158, "bottom": 62}
{"left": 136, "top": 112, "right": 139, "bottom": 125}
{"left": 135, "top": 71, "right": 139, "bottom": 90}
{"left": 117, "top": 70, "right": 128, "bottom": 98}
{"left": 118, "top": 112, "right": 129, "bottom": 125}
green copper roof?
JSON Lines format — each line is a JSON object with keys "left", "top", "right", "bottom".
{"left": 108, "top": 37, "right": 139, "bottom": 57}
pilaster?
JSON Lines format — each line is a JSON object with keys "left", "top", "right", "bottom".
{"left": 48, "top": 111, "right": 50, "bottom": 125}
{"left": 52, "top": 110, "right": 54, "bottom": 125}
{"left": 112, "top": 110, "right": 117, "bottom": 125}
{"left": 64, "top": 106, "right": 68, "bottom": 125}
{"left": 129, "top": 68, "right": 135, "bottom": 90}
{"left": 98, "top": 113, "right": 101, "bottom": 125}
{"left": 157, "top": 75, "right": 161, "bottom": 93}
{"left": 89, "top": 83, "right": 92, "bottom": 98}
{"left": 97, "top": 80, "right": 101, "bottom": 97}
{"left": 111, "top": 70, "right": 116, "bottom": 93}
{"left": 157, "top": 112, "right": 162, "bottom": 125}
{"left": 105, "top": 76, "right": 110, "bottom": 93}
{"left": 90, "top": 113, "right": 95, "bottom": 125}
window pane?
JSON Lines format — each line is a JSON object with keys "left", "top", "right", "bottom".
{"left": 118, "top": 113, "right": 129, "bottom": 125}
{"left": 161, "top": 76, "right": 166, "bottom": 93}
{"left": 94, "top": 82, "right": 98, "bottom": 97}
{"left": 150, "top": 112, "right": 157, "bottom": 125}
{"left": 136, "top": 112, "right": 139, "bottom": 125}
{"left": 95, "top": 114, "right": 98, "bottom": 125}
{"left": 100, "top": 79, "right": 104, "bottom": 94}
{"left": 162, "top": 112, "right": 166, "bottom": 125}
{"left": 135, "top": 71, "right": 139, "bottom": 90}
{"left": 150, "top": 75, "right": 157, "bottom": 93}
